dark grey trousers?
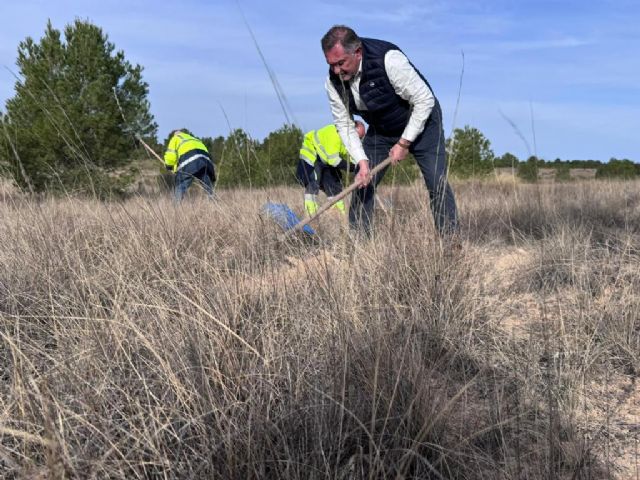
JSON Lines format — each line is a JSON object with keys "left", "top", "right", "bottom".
{"left": 349, "top": 104, "right": 458, "bottom": 236}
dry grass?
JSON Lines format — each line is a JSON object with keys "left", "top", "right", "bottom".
{"left": 0, "top": 179, "right": 639, "bottom": 478}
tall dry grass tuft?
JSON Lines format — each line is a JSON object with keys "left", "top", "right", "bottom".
{"left": 1, "top": 179, "right": 639, "bottom": 478}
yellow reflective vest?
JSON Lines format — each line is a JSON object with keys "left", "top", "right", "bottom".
{"left": 164, "top": 132, "right": 209, "bottom": 173}
{"left": 299, "top": 124, "right": 354, "bottom": 168}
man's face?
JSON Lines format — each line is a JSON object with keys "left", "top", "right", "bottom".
{"left": 325, "top": 43, "right": 362, "bottom": 82}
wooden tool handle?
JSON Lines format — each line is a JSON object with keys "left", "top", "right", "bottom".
{"left": 286, "top": 156, "right": 392, "bottom": 235}
{"left": 135, "top": 134, "right": 164, "bottom": 164}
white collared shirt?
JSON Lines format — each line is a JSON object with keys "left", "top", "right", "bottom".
{"left": 325, "top": 49, "right": 435, "bottom": 162}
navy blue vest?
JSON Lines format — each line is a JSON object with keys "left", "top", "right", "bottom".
{"left": 330, "top": 38, "right": 437, "bottom": 136}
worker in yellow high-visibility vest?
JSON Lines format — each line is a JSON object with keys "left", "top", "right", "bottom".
{"left": 295, "top": 121, "right": 365, "bottom": 217}
{"left": 164, "top": 129, "right": 216, "bottom": 202}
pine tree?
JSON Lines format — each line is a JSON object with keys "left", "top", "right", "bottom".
{"left": 446, "top": 125, "right": 495, "bottom": 178}
{"left": 0, "top": 19, "right": 157, "bottom": 195}
{"left": 517, "top": 156, "right": 540, "bottom": 182}
{"left": 257, "top": 124, "right": 302, "bottom": 186}
{"left": 217, "top": 128, "right": 258, "bottom": 188}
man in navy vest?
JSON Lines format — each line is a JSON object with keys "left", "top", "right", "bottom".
{"left": 321, "top": 25, "right": 458, "bottom": 238}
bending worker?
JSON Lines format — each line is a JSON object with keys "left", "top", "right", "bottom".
{"left": 164, "top": 129, "right": 216, "bottom": 202}
{"left": 321, "top": 25, "right": 458, "bottom": 237}
{"left": 296, "top": 121, "right": 366, "bottom": 217}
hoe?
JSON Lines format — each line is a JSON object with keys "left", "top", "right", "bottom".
{"left": 268, "top": 156, "right": 393, "bottom": 237}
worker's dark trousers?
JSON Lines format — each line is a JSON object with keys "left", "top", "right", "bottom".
{"left": 295, "top": 158, "right": 348, "bottom": 196}
{"left": 174, "top": 156, "right": 215, "bottom": 202}
{"left": 349, "top": 105, "right": 458, "bottom": 236}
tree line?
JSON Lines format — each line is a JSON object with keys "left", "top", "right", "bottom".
{"left": 0, "top": 20, "right": 637, "bottom": 197}
{"left": 446, "top": 125, "right": 638, "bottom": 181}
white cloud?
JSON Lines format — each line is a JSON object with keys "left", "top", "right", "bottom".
{"left": 474, "top": 37, "right": 595, "bottom": 53}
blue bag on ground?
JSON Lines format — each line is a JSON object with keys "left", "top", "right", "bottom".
{"left": 262, "top": 202, "right": 315, "bottom": 235}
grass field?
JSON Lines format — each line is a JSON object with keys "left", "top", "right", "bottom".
{"left": 0, "top": 178, "right": 639, "bottom": 478}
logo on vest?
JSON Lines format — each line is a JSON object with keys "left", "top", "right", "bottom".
{"left": 368, "top": 81, "right": 376, "bottom": 88}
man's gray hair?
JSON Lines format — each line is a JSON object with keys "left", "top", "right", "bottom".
{"left": 321, "top": 25, "right": 361, "bottom": 54}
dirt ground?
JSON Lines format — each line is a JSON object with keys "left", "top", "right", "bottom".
{"left": 482, "top": 245, "right": 640, "bottom": 479}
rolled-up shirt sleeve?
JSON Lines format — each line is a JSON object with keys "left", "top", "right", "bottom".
{"left": 384, "top": 50, "right": 435, "bottom": 142}
{"left": 325, "top": 77, "right": 368, "bottom": 163}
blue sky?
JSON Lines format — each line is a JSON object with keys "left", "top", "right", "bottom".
{"left": 1, "top": 0, "right": 638, "bottom": 161}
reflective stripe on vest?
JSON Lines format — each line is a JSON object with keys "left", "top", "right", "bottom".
{"left": 299, "top": 144, "right": 316, "bottom": 166}
{"left": 176, "top": 134, "right": 208, "bottom": 157}
{"left": 313, "top": 130, "right": 341, "bottom": 166}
